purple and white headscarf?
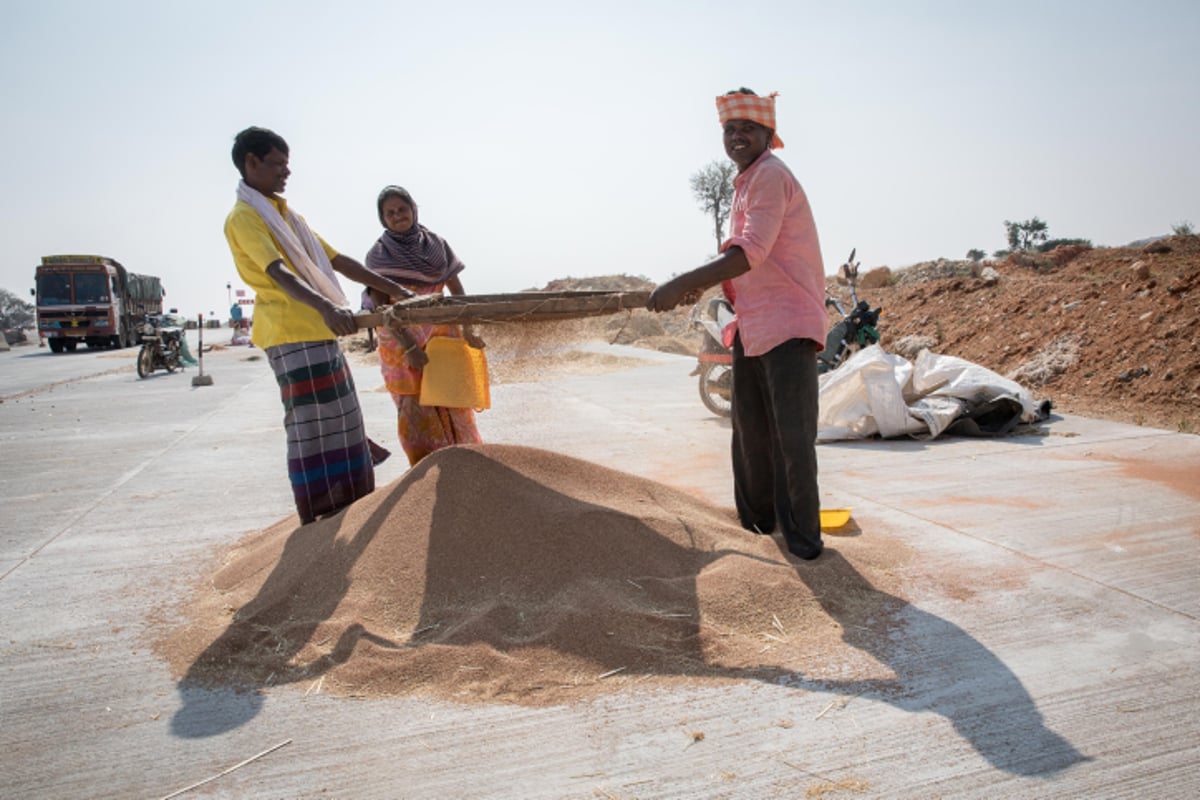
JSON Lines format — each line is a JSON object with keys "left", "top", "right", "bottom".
{"left": 364, "top": 186, "right": 464, "bottom": 288}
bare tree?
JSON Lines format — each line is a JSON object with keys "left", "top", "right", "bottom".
{"left": 690, "top": 160, "right": 737, "bottom": 251}
{"left": 0, "top": 288, "right": 35, "bottom": 331}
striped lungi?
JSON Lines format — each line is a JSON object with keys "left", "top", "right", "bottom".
{"left": 267, "top": 340, "right": 375, "bottom": 524}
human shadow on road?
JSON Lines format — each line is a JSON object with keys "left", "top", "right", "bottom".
{"left": 170, "top": 483, "right": 407, "bottom": 739}
{"left": 776, "top": 543, "right": 1089, "bottom": 777}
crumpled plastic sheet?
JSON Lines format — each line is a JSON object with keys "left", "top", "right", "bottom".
{"left": 817, "top": 345, "right": 1043, "bottom": 442}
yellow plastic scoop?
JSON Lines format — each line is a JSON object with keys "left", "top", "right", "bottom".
{"left": 820, "top": 508, "right": 852, "bottom": 530}
{"left": 418, "top": 337, "right": 491, "bottom": 410}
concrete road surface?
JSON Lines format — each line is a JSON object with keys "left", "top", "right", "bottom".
{"left": 1, "top": 336, "right": 1198, "bottom": 799}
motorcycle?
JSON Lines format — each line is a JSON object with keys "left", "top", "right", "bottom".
{"left": 817, "top": 248, "right": 882, "bottom": 374}
{"left": 690, "top": 294, "right": 736, "bottom": 417}
{"left": 136, "top": 314, "right": 184, "bottom": 378}
{"left": 690, "top": 249, "right": 882, "bottom": 417}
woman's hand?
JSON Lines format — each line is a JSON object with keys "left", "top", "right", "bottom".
{"left": 397, "top": 329, "right": 428, "bottom": 368}
{"left": 404, "top": 345, "right": 429, "bottom": 369}
{"left": 386, "top": 281, "right": 416, "bottom": 302}
{"left": 463, "top": 326, "right": 486, "bottom": 349}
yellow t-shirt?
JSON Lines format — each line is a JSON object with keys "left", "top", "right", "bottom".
{"left": 223, "top": 197, "right": 341, "bottom": 349}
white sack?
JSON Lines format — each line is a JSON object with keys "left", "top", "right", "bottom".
{"left": 817, "top": 345, "right": 1044, "bottom": 442}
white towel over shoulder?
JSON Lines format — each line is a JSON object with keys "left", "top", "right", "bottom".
{"left": 237, "top": 181, "right": 349, "bottom": 307}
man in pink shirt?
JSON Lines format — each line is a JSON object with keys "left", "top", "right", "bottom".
{"left": 647, "top": 88, "right": 826, "bottom": 560}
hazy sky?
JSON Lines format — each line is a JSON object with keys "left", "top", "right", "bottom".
{"left": 3, "top": 0, "right": 1197, "bottom": 320}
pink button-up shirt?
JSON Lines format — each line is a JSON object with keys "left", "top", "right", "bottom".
{"left": 720, "top": 150, "right": 826, "bottom": 356}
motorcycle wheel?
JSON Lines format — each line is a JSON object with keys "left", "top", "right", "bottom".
{"left": 698, "top": 362, "right": 733, "bottom": 418}
{"left": 165, "top": 344, "right": 181, "bottom": 373}
{"left": 136, "top": 346, "right": 154, "bottom": 379}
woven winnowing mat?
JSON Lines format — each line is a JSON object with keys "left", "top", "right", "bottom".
{"left": 355, "top": 290, "right": 652, "bottom": 329}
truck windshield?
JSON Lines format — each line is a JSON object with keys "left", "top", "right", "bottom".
{"left": 74, "top": 273, "right": 111, "bottom": 304}
{"left": 37, "top": 275, "right": 72, "bottom": 306}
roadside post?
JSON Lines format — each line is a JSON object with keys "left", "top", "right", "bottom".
{"left": 192, "top": 313, "right": 214, "bottom": 387}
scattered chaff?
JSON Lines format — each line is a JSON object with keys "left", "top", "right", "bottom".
{"left": 772, "top": 613, "right": 787, "bottom": 637}
{"left": 779, "top": 758, "right": 839, "bottom": 786}
{"left": 815, "top": 690, "right": 866, "bottom": 720}
{"left": 32, "top": 640, "right": 76, "bottom": 650}
{"left": 304, "top": 676, "right": 324, "bottom": 697}
{"left": 598, "top": 666, "right": 627, "bottom": 680}
{"left": 814, "top": 699, "right": 839, "bottom": 720}
{"left": 803, "top": 777, "right": 872, "bottom": 797}
{"left": 404, "top": 623, "right": 441, "bottom": 642}
{"left": 158, "top": 739, "right": 292, "bottom": 799}
{"left": 607, "top": 310, "right": 635, "bottom": 345}
{"left": 625, "top": 579, "right": 644, "bottom": 590}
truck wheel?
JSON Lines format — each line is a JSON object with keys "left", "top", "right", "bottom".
{"left": 49, "top": 338, "right": 64, "bottom": 354}
{"left": 64, "top": 340, "right": 78, "bottom": 352}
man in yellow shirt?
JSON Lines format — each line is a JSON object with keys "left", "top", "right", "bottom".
{"left": 224, "top": 126, "right": 412, "bottom": 524}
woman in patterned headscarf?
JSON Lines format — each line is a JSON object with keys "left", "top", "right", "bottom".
{"left": 364, "top": 185, "right": 484, "bottom": 466}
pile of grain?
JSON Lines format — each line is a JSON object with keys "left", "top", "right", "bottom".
{"left": 160, "top": 444, "right": 910, "bottom": 706}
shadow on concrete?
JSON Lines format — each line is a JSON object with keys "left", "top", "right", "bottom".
{"left": 777, "top": 543, "right": 1090, "bottom": 777}
{"left": 170, "top": 480, "right": 409, "bottom": 739}
{"left": 820, "top": 426, "right": 1057, "bottom": 454}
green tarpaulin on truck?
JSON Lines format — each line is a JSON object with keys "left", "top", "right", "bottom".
{"left": 125, "top": 273, "right": 163, "bottom": 303}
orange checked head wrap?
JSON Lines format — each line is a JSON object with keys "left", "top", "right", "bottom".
{"left": 716, "top": 89, "right": 784, "bottom": 149}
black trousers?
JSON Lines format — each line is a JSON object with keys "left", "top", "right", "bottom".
{"left": 730, "top": 335, "right": 823, "bottom": 559}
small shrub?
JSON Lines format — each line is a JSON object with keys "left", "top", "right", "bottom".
{"left": 1037, "top": 238, "right": 1092, "bottom": 253}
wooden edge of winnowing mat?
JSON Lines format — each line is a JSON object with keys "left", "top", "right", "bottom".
{"left": 355, "top": 290, "right": 653, "bottom": 329}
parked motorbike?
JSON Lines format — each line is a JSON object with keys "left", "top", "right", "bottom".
{"left": 689, "top": 249, "right": 882, "bottom": 417}
{"left": 136, "top": 314, "right": 184, "bottom": 378}
{"left": 690, "top": 294, "right": 736, "bottom": 417}
{"left": 817, "top": 249, "right": 882, "bottom": 374}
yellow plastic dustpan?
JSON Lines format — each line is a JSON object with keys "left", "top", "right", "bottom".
{"left": 820, "top": 508, "right": 852, "bottom": 530}
{"left": 418, "top": 336, "right": 490, "bottom": 410}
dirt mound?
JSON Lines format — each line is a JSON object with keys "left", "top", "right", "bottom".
{"left": 536, "top": 274, "right": 655, "bottom": 293}
{"left": 160, "top": 445, "right": 911, "bottom": 706}
{"left": 843, "top": 235, "right": 1200, "bottom": 433}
